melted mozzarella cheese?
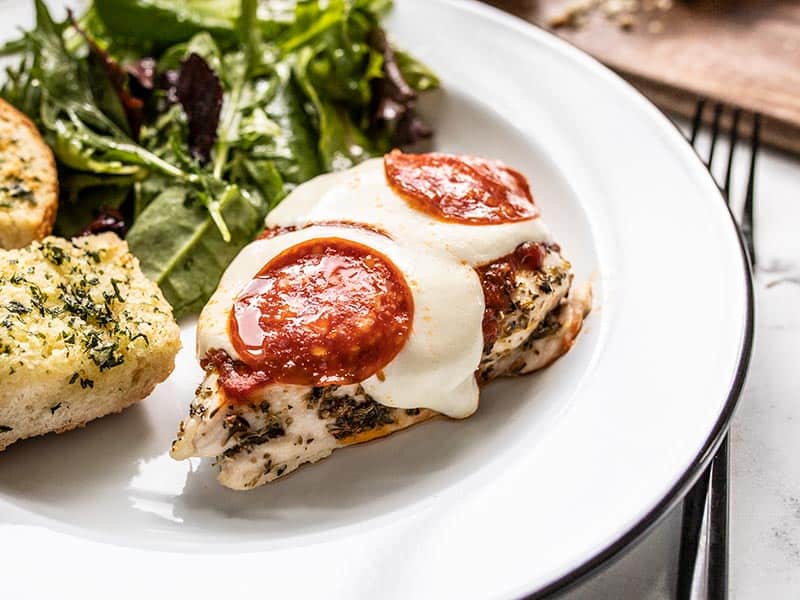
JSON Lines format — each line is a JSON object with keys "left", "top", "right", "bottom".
{"left": 197, "top": 225, "right": 484, "bottom": 418}
{"left": 266, "top": 157, "right": 553, "bottom": 267}
{"left": 199, "top": 157, "right": 557, "bottom": 419}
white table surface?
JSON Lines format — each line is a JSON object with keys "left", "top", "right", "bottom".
{"left": 559, "top": 121, "right": 800, "bottom": 599}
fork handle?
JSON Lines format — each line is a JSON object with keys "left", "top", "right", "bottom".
{"left": 678, "top": 465, "right": 711, "bottom": 598}
{"left": 677, "top": 434, "right": 730, "bottom": 600}
{"left": 707, "top": 434, "right": 730, "bottom": 599}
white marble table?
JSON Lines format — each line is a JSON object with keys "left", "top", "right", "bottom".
{"left": 559, "top": 123, "right": 800, "bottom": 599}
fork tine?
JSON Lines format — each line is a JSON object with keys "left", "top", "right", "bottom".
{"left": 707, "top": 102, "right": 724, "bottom": 168}
{"left": 701, "top": 106, "right": 744, "bottom": 599}
{"left": 679, "top": 100, "right": 758, "bottom": 600}
{"left": 723, "top": 109, "right": 742, "bottom": 202}
{"left": 690, "top": 98, "right": 706, "bottom": 147}
{"left": 676, "top": 100, "right": 758, "bottom": 600}
{"left": 741, "top": 113, "right": 760, "bottom": 267}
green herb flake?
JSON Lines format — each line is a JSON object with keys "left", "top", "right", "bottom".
{"left": 5, "top": 300, "right": 30, "bottom": 315}
{"left": 0, "top": 181, "right": 36, "bottom": 206}
{"left": 41, "top": 242, "right": 69, "bottom": 266}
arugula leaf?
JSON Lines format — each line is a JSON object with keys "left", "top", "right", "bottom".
{"left": 209, "top": 2, "right": 320, "bottom": 195}
{"left": 296, "top": 5, "right": 382, "bottom": 107}
{"left": 85, "top": 51, "right": 134, "bottom": 136}
{"left": 4, "top": 1, "right": 191, "bottom": 180}
{"left": 294, "top": 46, "right": 376, "bottom": 171}
{"left": 157, "top": 32, "right": 224, "bottom": 75}
{"left": 22, "top": 0, "right": 124, "bottom": 136}
{"left": 278, "top": 0, "right": 348, "bottom": 53}
{"left": 287, "top": 4, "right": 438, "bottom": 169}
{"left": 68, "top": 11, "right": 145, "bottom": 138}
{"left": 394, "top": 49, "right": 440, "bottom": 92}
{"left": 251, "top": 62, "right": 321, "bottom": 185}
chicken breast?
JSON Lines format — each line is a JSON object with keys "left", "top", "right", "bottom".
{"left": 171, "top": 247, "right": 590, "bottom": 490}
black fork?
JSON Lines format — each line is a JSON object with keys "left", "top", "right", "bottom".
{"left": 676, "top": 102, "right": 760, "bottom": 600}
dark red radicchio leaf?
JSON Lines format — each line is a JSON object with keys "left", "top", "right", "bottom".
{"left": 175, "top": 53, "right": 223, "bottom": 164}
{"left": 79, "top": 207, "right": 128, "bottom": 238}
{"left": 67, "top": 10, "right": 145, "bottom": 140}
{"left": 369, "top": 28, "right": 433, "bottom": 146}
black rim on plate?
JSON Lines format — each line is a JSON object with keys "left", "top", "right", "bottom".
{"left": 473, "top": 8, "right": 757, "bottom": 599}
{"left": 529, "top": 140, "right": 754, "bottom": 600}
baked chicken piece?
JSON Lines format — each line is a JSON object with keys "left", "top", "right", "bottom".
{"left": 171, "top": 151, "right": 591, "bottom": 489}
{"left": 173, "top": 256, "right": 589, "bottom": 489}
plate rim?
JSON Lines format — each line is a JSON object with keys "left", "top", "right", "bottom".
{"left": 445, "top": 3, "right": 755, "bottom": 598}
{"left": 534, "top": 146, "right": 754, "bottom": 598}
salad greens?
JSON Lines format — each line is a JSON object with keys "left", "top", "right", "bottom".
{"left": 0, "top": 0, "right": 438, "bottom": 318}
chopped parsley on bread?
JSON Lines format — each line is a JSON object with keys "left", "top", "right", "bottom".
{"left": 0, "top": 233, "right": 181, "bottom": 451}
{"left": 0, "top": 98, "right": 58, "bottom": 249}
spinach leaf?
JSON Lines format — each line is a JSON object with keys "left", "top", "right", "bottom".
{"left": 248, "top": 62, "right": 321, "bottom": 186}
{"left": 126, "top": 184, "right": 268, "bottom": 318}
{"left": 93, "top": 0, "right": 239, "bottom": 46}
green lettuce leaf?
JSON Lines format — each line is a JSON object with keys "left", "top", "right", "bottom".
{"left": 126, "top": 184, "right": 268, "bottom": 319}
{"left": 93, "top": 0, "right": 239, "bottom": 45}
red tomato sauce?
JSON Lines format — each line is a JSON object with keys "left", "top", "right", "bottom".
{"left": 477, "top": 242, "right": 547, "bottom": 351}
{"left": 215, "top": 237, "right": 414, "bottom": 400}
{"left": 384, "top": 150, "right": 538, "bottom": 224}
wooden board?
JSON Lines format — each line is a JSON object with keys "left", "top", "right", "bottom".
{"left": 486, "top": 0, "right": 800, "bottom": 154}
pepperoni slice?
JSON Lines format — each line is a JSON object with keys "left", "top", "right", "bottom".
{"left": 384, "top": 150, "right": 538, "bottom": 224}
{"left": 228, "top": 237, "right": 414, "bottom": 391}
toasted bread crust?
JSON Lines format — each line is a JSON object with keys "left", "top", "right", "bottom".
{"left": 0, "top": 98, "right": 59, "bottom": 249}
{"left": 0, "top": 234, "right": 182, "bottom": 451}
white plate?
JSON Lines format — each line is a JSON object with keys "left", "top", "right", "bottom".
{"left": 0, "top": 1, "right": 752, "bottom": 598}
